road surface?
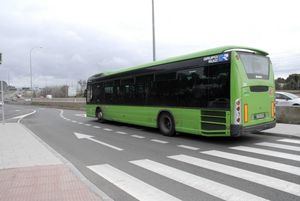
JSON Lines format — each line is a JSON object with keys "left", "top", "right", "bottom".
{"left": 3, "top": 104, "right": 300, "bottom": 201}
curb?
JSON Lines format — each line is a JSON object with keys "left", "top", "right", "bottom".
{"left": 255, "top": 131, "right": 300, "bottom": 139}
{"left": 19, "top": 123, "right": 114, "bottom": 201}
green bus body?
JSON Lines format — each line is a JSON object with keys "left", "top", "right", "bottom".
{"left": 86, "top": 46, "right": 276, "bottom": 137}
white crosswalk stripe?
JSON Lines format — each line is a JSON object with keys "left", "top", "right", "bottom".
{"left": 87, "top": 164, "right": 181, "bottom": 201}
{"left": 168, "top": 154, "right": 300, "bottom": 196}
{"left": 230, "top": 146, "right": 300, "bottom": 161}
{"left": 130, "top": 159, "right": 268, "bottom": 201}
{"left": 202, "top": 150, "right": 300, "bottom": 176}
{"left": 151, "top": 139, "right": 168, "bottom": 144}
{"left": 256, "top": 142, "right": 300, "bottom": 152}
{"left": 277, "top": 138, "right": 300, "bottom": 145}
{"left": 177, "top": 145, "right": 199, "bottom": 150}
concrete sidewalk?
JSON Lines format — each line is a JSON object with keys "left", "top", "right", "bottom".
{"left": 0, "top": 123, "right": 103, "bottom": 201}
{"left": 260, "top": 123, "right": 300, "bottom": 138}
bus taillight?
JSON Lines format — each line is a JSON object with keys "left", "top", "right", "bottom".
{"left": 234, "top": 99, "right": 241, "bottom": 124}
{"left": 244, "top": 104, "right": 248, "bottom": 123}
{"left": 271, "top": 101, "right": 275, "bottom": 118}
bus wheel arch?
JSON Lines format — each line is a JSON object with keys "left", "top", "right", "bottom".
{"left": 157, "top": 111, "right": 176, "bottom": 137}
{"left": 95, "top": 107, "right": 105, "bottom": 123}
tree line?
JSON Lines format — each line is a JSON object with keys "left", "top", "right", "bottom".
{"left": 275, "top": 74, "right": 300, "bottom": 90}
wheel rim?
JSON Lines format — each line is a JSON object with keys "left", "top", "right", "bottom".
{"left": 98, "top": 111, "right": 102, "bottom": 119}
{"left": 161, "top": 116, "right": 172, "bottom": 132}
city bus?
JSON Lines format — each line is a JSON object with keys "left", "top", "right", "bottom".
{"left": 86, "top": 46, "right": 276, "bottom": 137}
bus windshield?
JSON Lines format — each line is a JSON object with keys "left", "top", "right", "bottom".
{"left": 239, "top": 52, "right": 270, "bottom": 80}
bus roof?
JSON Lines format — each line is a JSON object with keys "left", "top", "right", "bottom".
{"left": 89, "top": 46, "right": 268, "bottom": 81}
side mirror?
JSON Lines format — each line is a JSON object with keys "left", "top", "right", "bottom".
{"left": 84, "top": 89, "right": 87, "bottom": 97}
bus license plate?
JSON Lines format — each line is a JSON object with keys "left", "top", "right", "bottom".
{"left": 255, "top": 113, "right": 265, "bottom": 119}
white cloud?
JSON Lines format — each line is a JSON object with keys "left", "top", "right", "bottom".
{"left": 0, "top": 0, "right": 299, "bottom": 86}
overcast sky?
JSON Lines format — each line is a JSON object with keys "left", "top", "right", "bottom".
{"left": 0, "top": 0, "right": 299, "bottom": 88}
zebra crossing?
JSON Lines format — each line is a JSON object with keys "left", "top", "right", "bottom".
{"left": 87, "top": 138, "right": 300, "bottom": 201}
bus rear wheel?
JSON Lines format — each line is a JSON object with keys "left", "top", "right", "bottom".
{"left": 158, "top": 112, "right": 175, "bottom": 136}
{"left": 96, "top": 108, "right": 105, "bottom": 123}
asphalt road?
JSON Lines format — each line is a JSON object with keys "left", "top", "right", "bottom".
{"left": 4, "top": 104, "right": 300, "bottom": 201}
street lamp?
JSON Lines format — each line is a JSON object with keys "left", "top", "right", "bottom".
{"left": 151, "top": 0, "right": 156, "bottom": 61}
{"left": 0, "top": 52, "right": 4, "bottom": 124}
{"left": 30, "top": 47, "right": 42, "bottom": 97}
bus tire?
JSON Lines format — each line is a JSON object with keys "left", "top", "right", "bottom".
{"left": 96, "top": 107, "right": 105, "bottom": 123}
{"left": 158, "top": 112, "right": 176, "bottom": 137}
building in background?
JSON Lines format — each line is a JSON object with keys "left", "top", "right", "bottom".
{"left": 0, "top": 81, "right": 8, "bottom": 91}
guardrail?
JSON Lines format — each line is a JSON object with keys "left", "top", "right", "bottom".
{"left": 32, "top": 98, "right": 86, "bottom": 103}
{"left": 276, "top": 106, "right": 300, "bottom": 124}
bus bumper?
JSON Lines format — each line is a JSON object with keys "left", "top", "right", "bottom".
{"left": 230, "top": 120, "right": 276, "bottom": 137}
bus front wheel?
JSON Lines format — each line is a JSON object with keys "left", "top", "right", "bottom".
{"left": 96, "top": 108, "right": 105, "bottom": 123}
{"left": 158, "top": 112, "right": 176, "bottom": 137}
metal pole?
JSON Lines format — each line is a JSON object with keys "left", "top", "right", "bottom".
{"left": 30, "top": 48, "right": 33, "bottom": 94}
{"left": 152, "top": 0, "right": 156, "bottom": 61}
{"left": 1, "top": 80, "right": 4, "bottom": 124}
{"left": 29, "top": 47, "right": 42, "bottom": 99}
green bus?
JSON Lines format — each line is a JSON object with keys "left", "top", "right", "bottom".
{"left": 86, "top": 46, "right": 276, "bottom": 137}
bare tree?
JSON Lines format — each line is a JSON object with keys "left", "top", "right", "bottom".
{"left": 77, "top": 80, "right": 87, "bottom": 97}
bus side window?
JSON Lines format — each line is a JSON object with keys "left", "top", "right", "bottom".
{"left": 120, "top": 78, "right": 134, "bottom": 105}
{"left": 104, "top": 81, "right": 114, "bottom": 104}
{"left": 151, "top": 72, "right": 177, "bottom": 106}
{"left": 92, "top": 83, "right": 102, "bottom": 103}
{"left": 135, "top": 74, "right": 154, "bottom": 105}
{"left": 113, "top": 80, "right": 121, "bottom": 104}
{"left": 207, "top": 63, "right": 230, "bottom": 109}
{"left": 177, "top": 67, "right": 208, "bottom": 107}
{"left": 87, "top": 85, "right": 92, "bottom": 103}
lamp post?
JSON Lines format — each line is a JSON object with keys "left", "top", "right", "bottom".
{"left": 0, "top": 52, "right": 4, "bottom": 124}
{"left": 30, "top": 47, "right": 42, "bottom": 98}
{"left": 151, "top": 0, "right": 156, "bottom": 61}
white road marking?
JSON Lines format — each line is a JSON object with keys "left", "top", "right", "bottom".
{"left": 116, "top": 131, "right": 127, "bottom": 135}
{"left": 277, "top": 139, "right": 300, "bottom": 145}
{"left": 151, "top": 139, "right": 168, "bottom": 144}
{"left": 104, "top": 128, "right": 113, "bottom": 131}
{"left": 15, "top": 110, "right": 20, "bottom": 112}
{"left": 202, "top": 150, "right": 300, "bottom": 176}
{"left": 78, "top": 122, "right": 83, "bottom": 125}
{"left": 59, "top": 109, "right": 64, "bottom": 118}
{"left": 12, "top": 110, "right": 37, "bottom": 123}
{"left": 131, "top": 135, "right": 145, "bottom": 139}
{"left": 230, "top": 146, "right": 300, "bottom": 161}
{"left": 169, "top": 154, "right": 300, "bottom": 196}
{"left": 177, "top": 145, "right": 199, "bottom": 151}
{"left": 93, "top": 126, "right": 101, "bottom": 128}
{"left": 256, "top": 142, "right": 300, "bottom": 152}
{"left": 75, "top": 113, "right": 87, "bottom": 117}
{"left": 74, "top": 132, "right": 123, "bottom": 151}
{"left": 130, "top": 159, "right": 268, "bottom": 201}
{"left": 87, "top": 164, "right": 180, "bottom": 201}
{"left": 72, "top": 120, "right": 77, "bottom": 123}
{"left": 85, "top": 124, "right": 91, "bottom": 126}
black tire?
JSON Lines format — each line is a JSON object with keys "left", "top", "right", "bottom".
{"left": 158, "top": 112, "right": 176, "bottom": 136}
{"left": 96, "top": 108, "right": 105, "bottom": 123}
